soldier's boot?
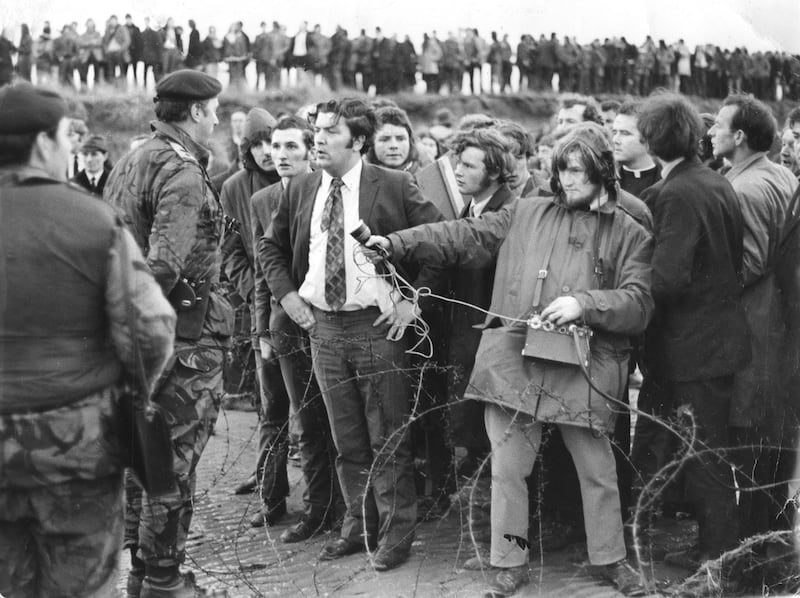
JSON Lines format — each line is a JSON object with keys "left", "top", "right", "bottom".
{"left": 126, "top": 548, "right": 145, "bottom": 598}
{"left": 140, "top": 567, "right": 205, "bottom": 598}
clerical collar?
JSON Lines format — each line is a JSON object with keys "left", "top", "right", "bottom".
{"left": 621, "top": 164, "right": 656, "bottom": 178}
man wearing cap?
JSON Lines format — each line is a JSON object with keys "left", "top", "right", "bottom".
{"left": 104, "top": 69, "right": 234, "bottom": 598}
{"left": 72, "top": 134, "right": 111, "bottom": 196}
{"left": 0, "top": 82, "right": 175, "bottom": 598}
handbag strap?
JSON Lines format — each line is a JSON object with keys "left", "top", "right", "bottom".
{"left": 532, "top": 208, "right": 566, "bottom": 311}
{"left": 116, "top": 223, "right": 150, "bottom": 398}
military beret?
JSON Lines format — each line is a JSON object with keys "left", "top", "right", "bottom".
{"left": 154, "top": 69, "right": 223, "bottom": 102}
{"left": 0, "top": 82, "right": 67, "bottom": 134}
{"left": 80, "top": 134, "right": 108, "bottom": 153}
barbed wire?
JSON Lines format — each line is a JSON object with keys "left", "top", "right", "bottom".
{"left": 138, "top": 264, "right": 800, "bottom": 597}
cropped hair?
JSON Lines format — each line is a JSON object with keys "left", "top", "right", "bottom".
{"left": 311, "top": 98, "right": 376, "bottom": 155}
{"left": 616, "top": 100, "right": 643, "bottom": 118}
{"left": 558, "top": 93, "right": 602, "bottom": 125}
{"left": 637, "top": 92, "right": 703, "bottom": 161}
{"left": 367, "top": 106, "right": 420, "bottom": 166}
{"left": 722, "top": 94, "right": 777, "bottom": 153}
{"left": 498, "top": 121, "right": 534, "bottom": 157}
{"left": 274, "top": 116, "right": 314, "bottom": 150}
{"left": 551, "top": 122, "right": 617, "bottom": 196}
{"left": 450, "top": 127, "right": 514, "bottom": 183}
{"left": 787, "top": 106, "right": 800, "bottom": 129}
{"left": 600, "top": 99, "right": 621, "bottom": 113}
{"left": 0, "top": 127, "right": 58, "bottom": 167}
{"left": 154, "top": 98, "right": 211, "bottom": 124}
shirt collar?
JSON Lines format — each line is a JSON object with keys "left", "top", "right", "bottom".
{"left": 725, "top": 151, "right": 767, "bottom": 180}
{"left": 589, "top": 193, "right": 610, "bottom": 212}
{"left": 321, "top": 158, "right": 362, "bottom": 192}
{"left": 659, "top": 157, "right": 684, "bottom": 179}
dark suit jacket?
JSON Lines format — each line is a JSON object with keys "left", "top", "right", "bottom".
{"left": 251, "top": 182, "right": 283, "bottom": 336}
{"left": 446, "top": 184, "right": 516, "bottom": 375}
{"left": 260, "top": 162, "right": 444, "bottom": 307}
{"left": 642, "top": 157, "right": 750, "bottom": 382}
{"left": 71, "top": 168, "right": 109, "bottom": 197}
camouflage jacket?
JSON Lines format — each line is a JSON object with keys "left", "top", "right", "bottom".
{"left": 104, "top": 121, "right": 233, "bottom": 352}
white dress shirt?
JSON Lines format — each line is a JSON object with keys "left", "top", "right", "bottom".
{"left": 299, "top": 160, "right": 398, "bottom": 312}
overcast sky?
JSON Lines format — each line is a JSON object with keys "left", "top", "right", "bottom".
{"left": 3, "top": 0, "right": 799, "bottom": 53}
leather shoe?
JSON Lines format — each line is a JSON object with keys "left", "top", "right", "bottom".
{"left": 319, "top": 537, "right": 365, "bottom": 561}
{"left": 373, "top": 545, "right": 410, "bottom": 571}
{"left": 594, "top": 559, "right": 647, "bottom": 596}
{"left": 249, "top": 501, "right": 287, "bottom": 528}
{"left": 280, "top": 516, "right": 325, "bottom": 543}
{"left": 233, "top": 475, "right": 257, "bottom": 495}
{"left": 485, "top": 565, "right": 530, "bottom": 597}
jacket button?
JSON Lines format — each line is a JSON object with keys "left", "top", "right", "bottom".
{"left": 562, "top": 285, "right": 570, "bottom": 293}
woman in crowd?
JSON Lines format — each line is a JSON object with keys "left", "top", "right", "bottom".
{"left": 417, "top": 129, "right": 443, "bottom": 161}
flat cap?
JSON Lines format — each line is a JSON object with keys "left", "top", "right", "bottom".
{"left": 0, "top": 82, "right": 67, "bottom": 134}
{"left": 155, "top": 69, "right": 223, "bottom": 102}
{"left": 80, "top": 134, "right": 108, "bottom": 153}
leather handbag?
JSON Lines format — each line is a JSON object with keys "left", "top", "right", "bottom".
{"left": 117, "top": 226, "right": 177, "bottom": 496}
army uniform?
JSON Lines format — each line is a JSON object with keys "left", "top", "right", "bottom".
{"left": 104, "top": 114, "right": 233, "bottom": 579}
{"left": 0, "top": 156, "right": 175, "bottom": 596}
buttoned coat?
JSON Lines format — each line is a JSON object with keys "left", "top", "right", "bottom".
{"left": 388, "top": 196, "right": 654, "bottom": 432}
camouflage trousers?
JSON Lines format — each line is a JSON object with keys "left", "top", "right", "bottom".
{"left": 0, "top": 389, "right": 124, "bottom": 598}
{"left": 125, "top": 346, "right": 224, "bottom": 569}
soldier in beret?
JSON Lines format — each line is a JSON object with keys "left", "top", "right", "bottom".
{"left": 0, "top": 82, "right": 175, "bottom": 597}
{"left": 104, "top": 69, "right": 234, "bottom": 598}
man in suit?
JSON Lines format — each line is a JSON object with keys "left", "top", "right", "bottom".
{"left": 632, "top": 93, "right": 750, "bottom": 571}
{"left": 72, "top": 134, "right": 110, "bottom": 196}
{"left": 252, "top": 116, "right": 343, "bottom": 544}
{"left": 261, "top": 98, "right": 443, "bottom": 571}
{"left": 66, "top": 118, "right": 86, "bottom": 179}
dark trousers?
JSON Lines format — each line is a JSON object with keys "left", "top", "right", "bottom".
{"left": 271, "top": 305, "right": 341, "bottom": 523}
{"left": 730, "top": 426, "right": 792, "bottom": 538}
{"left": 309, "top": 307, "right": 417, "bottom": 549}
{"left": 254, "top": 346, "right": 290, "bottom": 509}
{"left": 632, "top": 375, "right": 738, "bottom": 556}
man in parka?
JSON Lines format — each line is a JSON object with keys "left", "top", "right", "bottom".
{"left": 366, "top": 122, "right": 653, "bottom": 597}
{"left": 104, "top": 69, "right": 234, "bottom": 598}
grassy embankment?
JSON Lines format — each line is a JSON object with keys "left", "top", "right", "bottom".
{"left": 62, "top": 83, "right": 798, "bottom": 164}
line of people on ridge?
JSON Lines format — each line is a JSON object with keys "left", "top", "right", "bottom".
{"left": 3, "top": 69, "right": 800, "bottom": 598}
{"left": 3, "top": 18, "right": 800, "bottom": 99}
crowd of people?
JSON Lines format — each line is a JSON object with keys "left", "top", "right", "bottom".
{"left": 3, "top": 63, "right": 800, "bottom": 598}
{"left": 2, "top": 17, "right": 800, "bottom": 99}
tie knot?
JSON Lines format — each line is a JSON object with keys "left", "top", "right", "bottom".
{"left": 330, "top": 177, "right": 343, "bottom": 192}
